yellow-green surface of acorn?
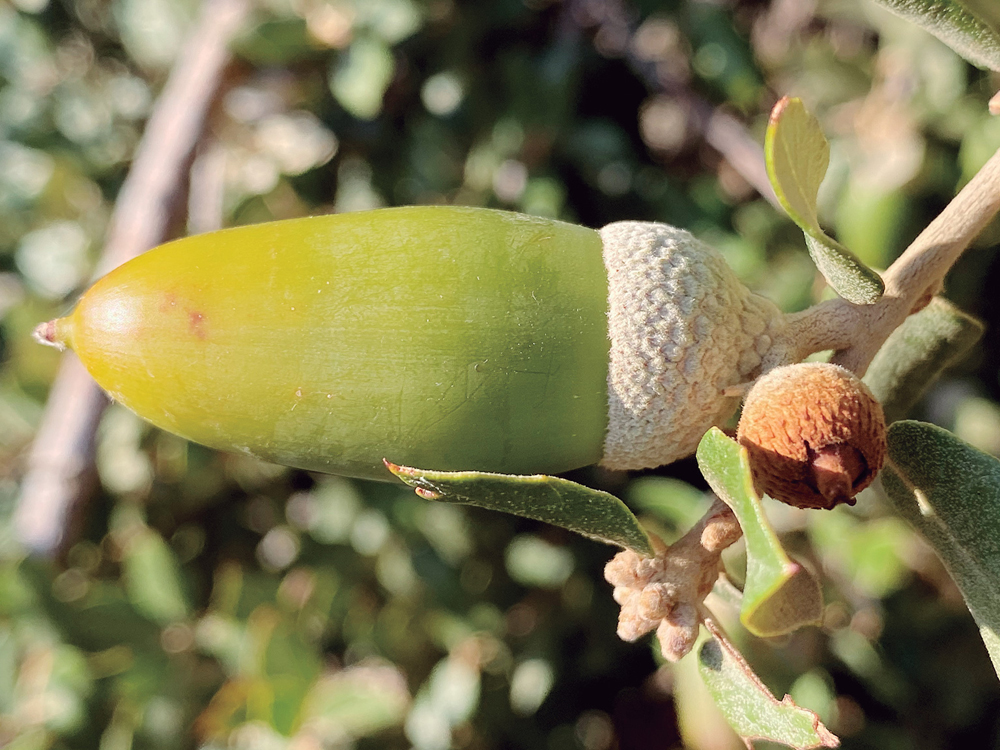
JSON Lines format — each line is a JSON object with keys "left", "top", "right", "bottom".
{"left": 37, "top": 206, "right": 787, "bottom": 481}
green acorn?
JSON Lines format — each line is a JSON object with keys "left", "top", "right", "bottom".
{"left": 36, "top": 206, "right": 789, "bottom": 481}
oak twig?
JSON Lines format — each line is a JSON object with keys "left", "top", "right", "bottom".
{"left": 188, "top": 138, "right": 229, "bottom": 235}
{"left": 772, "top": 147, "right": 1000, "bottom": 375}
{"left": 15, "top": 0, "right": 249, "bottom": 556}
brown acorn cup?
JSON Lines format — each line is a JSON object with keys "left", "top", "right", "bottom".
{"left": 736, "top": 362, "right": 887, "bottom": 510}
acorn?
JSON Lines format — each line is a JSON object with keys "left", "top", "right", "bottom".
{"left": 36, "top": 206, "right": 788, "bottom": 481}
{"left": 736, "top": 362, "right": 887, "bottom": 509}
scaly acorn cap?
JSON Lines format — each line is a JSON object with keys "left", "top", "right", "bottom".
{"left": 600, "top": 221, "right": 784, "bottom": 469}
{"left": 35, "top": 207, "right": 787, "bottom": 480}
{"left": 736, "top": 362, "right": 887, "bottom": 509}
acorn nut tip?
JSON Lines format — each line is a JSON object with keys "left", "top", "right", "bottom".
{"left": 33, "top": 319, "right": 67, "bottom": 351}
{"left": 736, "top": 362, "right": 887, "bottom": 510}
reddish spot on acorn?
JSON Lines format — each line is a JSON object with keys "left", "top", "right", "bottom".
{"left": 737, "top": 362, "right": 887, "bottom": 510}
{"left": 189, "top": 311, "right": 207, "bottom": 339}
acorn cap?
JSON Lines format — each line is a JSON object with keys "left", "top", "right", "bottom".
{"left": 736, "top": 362, "right": 887, "bottom": 509}
{"left": 600, "top": 222, "right": 783, "bottom": 471}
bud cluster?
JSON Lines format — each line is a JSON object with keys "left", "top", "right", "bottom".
{"left": 604, "top": 501, "right": 742, "bottom": 661}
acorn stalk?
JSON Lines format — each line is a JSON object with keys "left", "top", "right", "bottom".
{"left": 37, "top": 206, "right": 797, "bottom": 481}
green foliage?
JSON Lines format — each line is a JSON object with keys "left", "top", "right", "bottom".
{"left": 696, "top": 429, "right": 823, "bottom": 638}
{"left": 121, "top": 526, "right": 191, "bottom": 625}
{"left": 4, "top": 0, "right": 1000, "bottom": 748}
{"left": 882, "top": 420, "right": 1000, "bottom": 678}
{"left": 764, "top": 97, "right": 884, "bottom": 304}
{"left": 697, "top": 622, "right": 838, "bottom": 750}
{"left": 865, "top": 297, "right": 985, "bottom": 423}
{"left": 385, "top": 461, "right": 654, "bottom": 555}
{"left": 330, "top": 36, "right": 396, "bottom": 120}
{"left": 871, "top": 0, "right": 1000, "bottom": 70}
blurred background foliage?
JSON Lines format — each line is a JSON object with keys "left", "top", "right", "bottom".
{"left": 2, "top": 0, "right": 1000, "bottom": 747}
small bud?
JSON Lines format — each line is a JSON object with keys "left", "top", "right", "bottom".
{"left": 604, "top": 501, "right": 741, "bottom": 661}
{"left": 638, "top": 583, "right": 676, "bottom": 621}
{"left": 737, "top": 362, "right": 887, "bottom": 509}
{"left": 656, "top": 604, "right": 700, "bottom": 662}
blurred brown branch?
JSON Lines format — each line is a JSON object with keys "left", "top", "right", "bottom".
{"left": 15, "top": 0, "right": 249, "bottom": 557}
{"left": 188, "top": 138, "right": 230, "bottom": 235}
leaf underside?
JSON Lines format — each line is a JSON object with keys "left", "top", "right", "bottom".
{"left": 384, "top": 460, "right": 654, "bottom": 556}
{"left": 803, "top": 234, "right": 885, "bottom": 306}
{"left": 881, "top": 420, "right": 1000, "bottom": 679}
{"left": 765, "top": 96, "right": 884, "bottom": 305}
{"left": 864, "top": 297, "right": 985, "bottom": 423}
{"left": 698, "top": 619, "right": 840, "bottom": 750}
{"left": 871, "top": 0, "right": 1000, "bottom": 71}
{"left": 695, "top": 429, "right": 823, "bottom": 637}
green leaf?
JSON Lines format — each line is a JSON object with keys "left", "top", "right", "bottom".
{"left": 698, "top": 620, "right": 839, "bottom": 750}
{"left": 765, "top": 97, "right": 884, "bottom": 304}
{"left": 122, "top": 528, "right": 190, "bottom": 625}
{"left": 881, "top": 420, "right": 1000, "bottom": 679}
{"left": 803, "top": 235, "right": 885, "bottom": 305}
{"left": 329, "top": 35, "right": 395, "bottom": 120}
{"left": 301, "top": 665, "right": 410, "bottom": 739}
{"left": 384, "top": 460, "right": 654, "bottom": 556}
{"left": 695, "top": 429, "right": 822, "bottom": 637}
{"left": 871, "top": 0, "right": 1000, "bottom": 71}
{"left": 962, "top": 0, "right": 1000, "bottom": 28}
{"left": 263, "top": 618, "right": 323, "bottom": 735}
{"left": 232, "top": 17, "right": 319, "bottom": 66}
{"left": 765, "top": 98, "right": 828, "bottom": 230}
{"left": 865, "top": 297, "right": 984, "bottom": 423}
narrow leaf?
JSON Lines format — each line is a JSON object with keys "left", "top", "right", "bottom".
{"left": 803, "top": 234, "right": 885, "bottom": 306}
{"left": 872, "top": 0, "right": 1000, "bottom": 71}
{"left": 881, "top": 420, "right": 1000, "bottom": 679}
{"left": 765, "top": 97, "right": 884, "bottom": 304}
{"left": 696, "top": 429, "right": 823, "bottom": 637}
{"left": 122, "top": 528, "right": 190, "bottom": 625}
{"left": 698, "top": 619, "right": 839, "bottom": 750}
{"left": 865, "top": 297, "right": 984, "bottom": 423}
{"left": 384, "top": 460, "right": 654, "bottom": 556}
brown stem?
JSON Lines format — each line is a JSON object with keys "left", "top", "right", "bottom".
{"left": 773, "top": 298, "right": 859, "bottom": 365}
{"left": 770, "top": 146, "right": 1000, "bottom": 375}
{"left": 187, "top": 137, "right": 229, "bottom": 235}
{"left": 95, "top": 0, "right": 247, "bottom": 276}
{"left": 14, "top": 0, "right": 248, "bottom": 557}
{"left": 833, "top": 146, "right": 1000, "bottom": 375}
